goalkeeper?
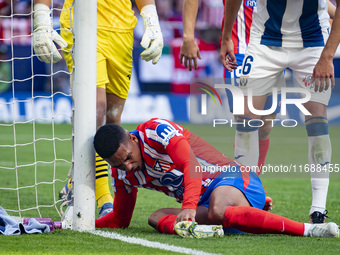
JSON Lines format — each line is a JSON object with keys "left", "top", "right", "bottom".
{"left": 33, "top": 0, "right": 163, "bottom": 218}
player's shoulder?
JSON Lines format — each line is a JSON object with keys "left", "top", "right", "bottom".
{"left": 137, "top": 118, "right": 185, "bottom": 147}
{"left": 137, "top": 118, "right": 184, "bottom": 133}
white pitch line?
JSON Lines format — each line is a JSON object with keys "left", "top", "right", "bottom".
{"left": 90, "top": 230, "right": 221, "bottom": 255}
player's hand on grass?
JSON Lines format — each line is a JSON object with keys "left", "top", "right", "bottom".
{"left": 220, "top": 38, "right": 238, "bottom": 72}
{"left": 33, "top": 4, "right": 67, "bottom": 64}
{"left": 312, "top": 55, "right": 335, "bottom": 92}
{"left": 175, "top": 208, "right": 196, "bottom": 225}
{"left": 180, "top": 39, "right": 201, "bottom": 71}
{"left": 140, "top": 5, "right": 164, "bottom": 65}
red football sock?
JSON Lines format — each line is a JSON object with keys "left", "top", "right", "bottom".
{"left": 95, "top": 211, "right": 121, "bottom": 229}
{"left": 157, "top": 214, "right": 177, "bottom": 235}
{"left": 223, "top": 206, "right": 304, "bottom": 236}
{"left": 257, "top": 138, "right": 270, "bottom": 175}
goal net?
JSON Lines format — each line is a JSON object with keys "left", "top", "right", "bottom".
{"left": 0, "top": 0, "right": 96, "bottom": 231}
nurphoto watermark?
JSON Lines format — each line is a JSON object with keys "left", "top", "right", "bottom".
{"left": 196, "top": 82, "right": 312, "bottom": 128}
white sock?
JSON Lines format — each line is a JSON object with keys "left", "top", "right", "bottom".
{"left": 310, "top": 178, "right": 329, "bottom": 214}
{"left": 308, "top": 135, "right": 331, "bottom": 215}
{"left": 234, "top": 129, "right": 259, "bottom": 170}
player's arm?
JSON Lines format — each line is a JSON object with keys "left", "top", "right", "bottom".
{"left": 220, "top": 0, "right": 242, "bottom": 71}
{"left": 135, "top": 0, "right": 163, "bottom": 65}
{"left": 180, "top": 0, "right": 201, "bottom": 71}
{"left": 33, "top": 0, "right": 67, "bottom": 63}
{"left": 313, "top": 0, "right": 340, "bottom": 92}
{"left": 167, "top": 138, "right": 202, "bottom": 224}
{"left": 95, "top": 179, "right": 138, "bottom": 229}
{"left": 328, "top": 0, "right": 336, "bottom": 19}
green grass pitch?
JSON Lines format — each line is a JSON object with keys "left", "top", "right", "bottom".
{"left": 0, "top": 123, "right": 340, "bottom": 254}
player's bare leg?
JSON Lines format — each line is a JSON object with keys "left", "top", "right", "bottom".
{"left": 152, "top": 185, "right": 338, "bottom": 237}
{"left": 211, "top": 186, "right": 337, "bottom": 237}
{"left": 148, "top": 185, "right": 251, "bottom": 226}
{"left": 207, "top": 185, "right": 337, "bottom": 237}
{"left": 148, "top": 208, "right": 181, "bottom": 233}
{"left": 148, "top": 185, "right": 338, "bottom": 238}
{"left": 97, "top": 87, "right": 108, "bottom": 127}
{"left": 148, "top": 207, "right": 224, "bottom": 238}
{"left": 206, "top": 185, "right": 251, "bottom": 224}
{"left": 105, "top": 92, "right": 126, "bottom": 125}
{"left": 304, "top": 101, "right": 331, "bottom": 223}
{"left": 148, "top": 185, "right": 249, "bottom": 237}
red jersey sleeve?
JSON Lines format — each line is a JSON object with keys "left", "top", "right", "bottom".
{"left": 138, "top": 119, "right": 202, "bottom": 210}
{"left": 167, "top": 138, "right": 202, "bottom": 210}
{"left": 95, "top": 174, "right": 137, "bottom": 229}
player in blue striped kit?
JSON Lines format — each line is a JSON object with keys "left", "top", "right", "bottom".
{"left": 221, "top": 0, "right": 340, "bottom": 223}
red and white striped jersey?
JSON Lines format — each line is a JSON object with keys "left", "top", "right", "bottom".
{"left": 104, "top": 118, "right": 253, "bottom": 229}
{"left": 110, "top": 118, "right": 237, "bottom": 204}
{"left": 221, "top": 0, "right": 256, "bottom": 54}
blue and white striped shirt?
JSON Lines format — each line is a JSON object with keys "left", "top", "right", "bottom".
{"left": 250, "top": 0, "right": 330, "bottom": 47}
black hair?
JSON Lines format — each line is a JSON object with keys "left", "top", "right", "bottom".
{"left": 93, "top": 124, "right": 129, "bottom": 159}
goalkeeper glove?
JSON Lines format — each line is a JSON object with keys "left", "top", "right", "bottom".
{"left": 33, "top": 4, "right": 67, "bottom": 63}
{"left": 140, "top": 5, "right": 163, "bottom": 65}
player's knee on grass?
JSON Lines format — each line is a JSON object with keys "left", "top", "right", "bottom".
{"left": 148, "top": 213, "right": 159, "bottom": 230}
{"left": 208, "top": 206, "right": 225, "bottom": 225}
{"left": 195, "top": 206, "right": 210, "bottom": 224}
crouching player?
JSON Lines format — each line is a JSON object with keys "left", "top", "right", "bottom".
{"left": 94, "top": 118, "right": 339, "bottom": 238}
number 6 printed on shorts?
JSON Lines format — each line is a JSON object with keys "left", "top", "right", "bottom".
{"left": 242, "top": 55, "right": 254, "bottom": 75}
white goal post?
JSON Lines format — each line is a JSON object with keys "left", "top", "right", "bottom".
{"left": 0, "top": 0, "right": 96, "bottom": 231}
{"left": 72, "top": 0, "right": 96, "bottom": 231}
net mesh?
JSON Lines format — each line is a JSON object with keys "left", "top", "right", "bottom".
{"left": 0, "top": 0, "right": 73, "bottom": 221}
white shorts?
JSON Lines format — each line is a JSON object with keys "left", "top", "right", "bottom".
{"left": 240, "top": 43, "right": 331, "bottom": 106}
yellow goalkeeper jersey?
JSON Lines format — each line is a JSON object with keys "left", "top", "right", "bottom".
{"left": 59, "top": 0, "right": 137, "bottom": 32}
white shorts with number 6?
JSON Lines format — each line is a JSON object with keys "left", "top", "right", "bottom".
{"left": 240, "top": 43, "right": 331, "bottom": 106}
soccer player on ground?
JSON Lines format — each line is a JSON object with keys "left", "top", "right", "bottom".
{"left": 32, "top": 0, "right": 163, "bottom": 217}
{"left": 180, "top": 0, "right": 281, "bottom": 177}
{"left": 94, "top": 118, "right": 339, "bottom": 238}
{"left": 221, "top": 0, "right": 340, "bottom": 223}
